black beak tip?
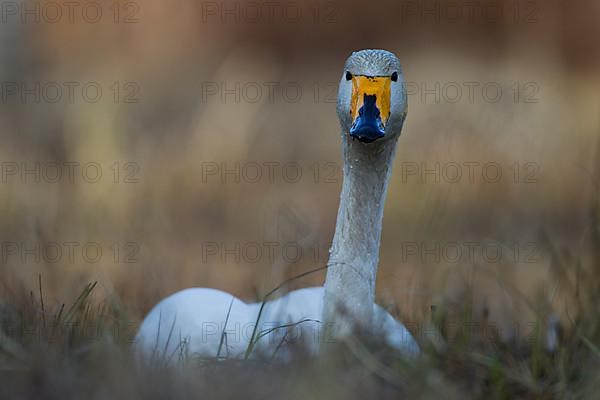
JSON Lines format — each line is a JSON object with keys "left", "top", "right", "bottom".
{"left": 349, "top": 126, "right": 385, "bottom": 143}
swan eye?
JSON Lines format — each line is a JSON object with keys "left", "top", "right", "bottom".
{"left": 345, "top": 71, "right": 353, "bottom": 81}
{"left": 391, "top": 72, "right": 398, "bottom": 82}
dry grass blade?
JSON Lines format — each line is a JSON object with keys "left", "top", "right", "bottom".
{"left": 244, "top": 264, "right": 331, "bottom": 359}
{"left": 58, "top": 282, "right": 98, "bottom": 324}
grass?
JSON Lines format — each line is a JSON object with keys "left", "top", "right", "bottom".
{"left": 0, "top": 242, "right": 599, "bottom": 400}
{"left": 2, "top": 162, "right": 600, "bottom": 398}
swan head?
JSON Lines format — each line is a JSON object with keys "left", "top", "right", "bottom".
{"left": 337, "top": 49, "right": 407, "bottom": 144}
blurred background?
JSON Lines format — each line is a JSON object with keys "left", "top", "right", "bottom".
{"left": 0, "top": 0, "right": 598, "bottom": 338}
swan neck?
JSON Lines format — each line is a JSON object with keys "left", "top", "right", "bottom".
{"left": 323, "top": 136, "right": 398, "bottom": 329}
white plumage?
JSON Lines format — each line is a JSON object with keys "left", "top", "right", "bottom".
{"left": 136, "top": 287, "right": 418, "bottom": 362}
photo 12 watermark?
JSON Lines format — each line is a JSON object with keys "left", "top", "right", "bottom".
{"left": 1, "top": 81, "right": 140, "bottom": 104}
{"left": 1, "top": 1, "right": 140, "bottom": 24}
{"left": 201, "top": 241, "right": 335, "bottom": 264}
{"left": 1, "top": 321, "right": 138, "bottom": 344}
{"left": 405, "top": 81, "right": 539, "bottom": 104}
{"left": 201, "top": 161, "right": 339, "bottom": 184}
{"left": 400, "top": 241, "right": 541, "bottom": 264}
{"left": 1, "top": 241, "right": 140, "bottom": 264}
{"left": 399, "top": 161, "right": 540, "bottom": 184}
{"left": 200, "top": 1, "right": 340, "bottom": 24}
{"left": 408, "top": 320, "right": 546, "bottom": 345}
{"left": 1, "top": 161, "right": 140, "bottom": 184}
{"left": 399, "top": 1, "right": 540, "bottom": 24}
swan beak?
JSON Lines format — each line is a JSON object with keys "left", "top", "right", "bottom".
{"left": 349, "top": 76, "right": 392, "bottom": 143}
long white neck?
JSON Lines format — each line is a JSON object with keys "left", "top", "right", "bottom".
{"left": 323, "top": 135, "right": 398, "bottom": 333}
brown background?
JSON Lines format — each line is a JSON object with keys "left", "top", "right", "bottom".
{"left": 0, "top": 0, "right": 598, "bottom": 332}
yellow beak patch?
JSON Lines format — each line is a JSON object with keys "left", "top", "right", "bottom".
{"left": 350, "top": 76, "right": 392, "bottom": 125}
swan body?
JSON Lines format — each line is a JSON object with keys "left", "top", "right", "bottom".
{"left": 136, "top": 287, "right": 418, "bottom": 362}
{"left": 136, "top": 49, "right": 419, "bottom": 362}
